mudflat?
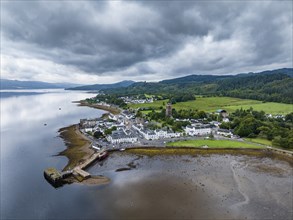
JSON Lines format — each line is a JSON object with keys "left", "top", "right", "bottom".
{"left": 88, "top": 151, "right": 292, "bottom": 219}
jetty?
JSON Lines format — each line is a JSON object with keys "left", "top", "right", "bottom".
{"left": 44, "top": 149, "right": 108, "bottom": 186}
{"left": 72, "top": 149, "right": 108, "bottom": 180}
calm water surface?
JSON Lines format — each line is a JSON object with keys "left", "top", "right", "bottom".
{"left": 1, "top": 90, "right": 292, "bottom": 219}
{"left": 1, "top": 90, "right": 105, "bottom": 219}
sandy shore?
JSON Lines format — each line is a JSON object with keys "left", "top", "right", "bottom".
{"left": 58, "top": 124, "right": 111, "bottom": 185}
{"left": 58, "top": 124, "right": 95, "bottom": 171}
{"left": 126, "top": 147, "right": 293, "bottom": 165}
{"left": 87, "top": 152, "right": 292, "bottom": 219}
{"left": 77, "top": 100, "right": 121, "bottom": 115}
{"left": 81, "top": 175, "right": 110, "bottom": 185}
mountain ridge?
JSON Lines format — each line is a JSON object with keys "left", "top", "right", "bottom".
{"left": 0, "top": 79, "right": 83, "bottom": 90}
{"left": 101, "top": 68, "right": 293, "bottom": 104}
{"left": 66, "top": 80, "right": 135, "bottom": 91}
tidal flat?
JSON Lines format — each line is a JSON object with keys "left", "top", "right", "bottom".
{"left": 87, "top": 151, "right": 292, "bottom": 220}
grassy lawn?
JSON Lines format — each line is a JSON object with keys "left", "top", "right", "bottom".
{"left": 167, "top": 139, "right": 264, "bottom": 149}
{"left": 129, "top": 99, "right": 168, "bottom": 109}
{"left": 141, "top": 110, "right": 161, "bottom": 114}
{"left": 244, "top": 138, "right": 273, "bottom": 146}
{"left": 225, "top": 102, "right": 293, "bottom": 115}
{"left": 128, "top": 96, "right": 293, "bottom": 115}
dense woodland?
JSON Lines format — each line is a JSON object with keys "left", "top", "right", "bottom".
{"left": 102, "top": 68, "right": 293, "bottom": 104}
{"left": 222, "top": 109, "right": 293, "bottom": 149}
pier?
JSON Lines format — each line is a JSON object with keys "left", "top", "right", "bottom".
{"left": 44, "top": 149, "right": 108, "bottom": 186}
{"left": 73, "top": 167, "right": 91, "bottom": 179}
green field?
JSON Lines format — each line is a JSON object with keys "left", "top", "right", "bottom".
{"left": 167, "top": 139, "right": 264, "bottom": 149}
{"left": 141, "top": 110, "right": 161, "bottom": 114}
{"left": 129, "top": 96, "right": 293, "bottom": 115}
{"left": 244, "top": 138, "right": 273, "bottom": 146}
{"left": 129, "top": 99, "right": 167, "bottom": 109}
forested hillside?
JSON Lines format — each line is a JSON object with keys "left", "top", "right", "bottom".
{"left": 216, "top": 73, "right": 293, "bottom": 103}
{"left": 103, "top": 68, "right": 293, "bottom": 104}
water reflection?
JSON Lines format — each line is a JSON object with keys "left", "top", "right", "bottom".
{"left": 0, "top": 90, "right": 104, "bottom": 219}
{"left": 1, "top": 90, "right": 292, "bottom": 219}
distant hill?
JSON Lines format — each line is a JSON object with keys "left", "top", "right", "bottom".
{"left": 160, "top": 68, "right": 293, "bottom": 84}
{"left": 160, "top": 75, "right": 232, "bottom": 84}
{"left": 0, "top": 79, "right": 83, "bottom": 90}
{"left": 102, "top": 68, "right": 293, "bottom": 104}
{"left": 67, "top": 80, "right": 135, "bottom": 91}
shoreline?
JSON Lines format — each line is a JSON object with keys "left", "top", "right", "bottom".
{"left": 55, "top": 103, "right": 292, "bottom": 186}
{"left": 124, "top": 147, "right": 293, "bottom": 166}
{"left": 58, "top": 124, "right": 95, "bottom": 171}
{"left": 76, "top": 100, "right": 121, "bottom": 115}
{"left": 57, "top": 124, "right": 293, "bottom": 173}
{"left": 58, "top": 124, "right": 111, "bottom": 185}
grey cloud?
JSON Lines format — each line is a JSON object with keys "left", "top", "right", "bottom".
{"left": 1, "top": 1, "right": 292, "bottom": 82}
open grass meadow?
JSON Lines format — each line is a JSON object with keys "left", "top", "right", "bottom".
{"left": 167, "top": 139, "right": 264, "bottom": 149}
{"left": 129, "top": 99, "right": 167, "bottom": 110}
{"left": 129, "top": 96, "right": 293, "bottom": 115}
{"left": 244, "top": 138, "right": 273, "bottom": 146}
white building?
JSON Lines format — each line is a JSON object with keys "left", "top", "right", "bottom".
{"left": 155, "top": 129, "right": 182, "bottom": 139}
{"left": 217, "top": 129, "right": 233, "bottom": 137}
{"left": 84, "top": 127, "right": 94, "bottom": 133}
{"left": 184, "top": 125, "right": 212, "bottom": 136}
{"left": 109, "top": 113, "right": 118, "bottom": 121}
{"left": 80, "top": 118, "right": 100, "bottom": 127}
{"left": 107, "top": 130, "right": 138, "bottom": 144}
{"left": 142, "top": 130, "right": 158, "bottom": 140}
{"left": 139, "top": 129, "right": 181, "bottom": 140}
{"left": 222, "top": 118, "right": 230, "bottom": 123}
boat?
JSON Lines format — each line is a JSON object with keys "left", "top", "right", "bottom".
{"left": 92, "top": 145, "right": 101, "bottom": 150}
{"left": 98, "top": 150, "right": 109, "bottom": 160}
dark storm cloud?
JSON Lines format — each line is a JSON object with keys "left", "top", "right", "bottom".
{"left": 1, "top": 1, "right": 292, "bottom": 83}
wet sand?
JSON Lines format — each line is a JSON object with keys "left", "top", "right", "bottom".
{"left": 58, "top": 124, "right": 113, "bottom": 185}
{"left": 79, "top": 175, "right": 110, "bottom": 185}
{"left": 77, "top": 100, "right": 121, "bottom": 115}
{"left": 58, "top": 124, "right": 95, "bottom": 171}
{"left": 87, "top": 152, "right": 293, "bottom": 219}
{"left": 57, "top": 124, "right": 292, "bottom": 218}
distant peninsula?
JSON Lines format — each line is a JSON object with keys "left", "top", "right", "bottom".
{"left": 66, "top": 80, "right": 135, "bottom": 91}
{"left": 0, "top": 79, "right": 83, "bottom": 90}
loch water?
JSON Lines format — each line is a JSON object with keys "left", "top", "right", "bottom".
{"left": 1, "top": 90, "right": 292, "bottom": 219}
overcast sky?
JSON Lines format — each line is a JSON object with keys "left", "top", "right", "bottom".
{"left": 1, "top": 1, "right": 292, "bottom": 84}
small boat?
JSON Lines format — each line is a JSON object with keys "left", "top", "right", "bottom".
{"left": 92, "top": 145, "right": 101, "bottom": 150}
{"left": 98, "top": 150, "right": 109, "bottom": 160}
{"left": 119, "top": 148, "right": 126, "bottom": 151}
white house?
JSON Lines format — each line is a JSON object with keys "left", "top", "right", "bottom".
{"left": 80, "top": 118, "right": 100, "bottom": 128}
{"left": 155, "top": 129, "right": 181, "bottom": 138}
{"left": 107, "top": 130, "right": 138, "bottom": 144}
{"left": 109, "top": 113, "right": 118, "bottom": 121}
{"left": 84, "top": 127, "right": 94, "bottom": 133}
{"left": 217, "top": 129, "right": 233, "bottom": 137}
{"left": 184, "top": 124, "right": 212, "bottom": 136}
{"left": 137, "top": 129, "right": 156, "bottom": 140}
{"left": 222, "top": 118, "right": 230, "bottom": 123}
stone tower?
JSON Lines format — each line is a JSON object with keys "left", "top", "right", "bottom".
{"left": 166, "top": 103, "right": 172, "bottom": 117}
